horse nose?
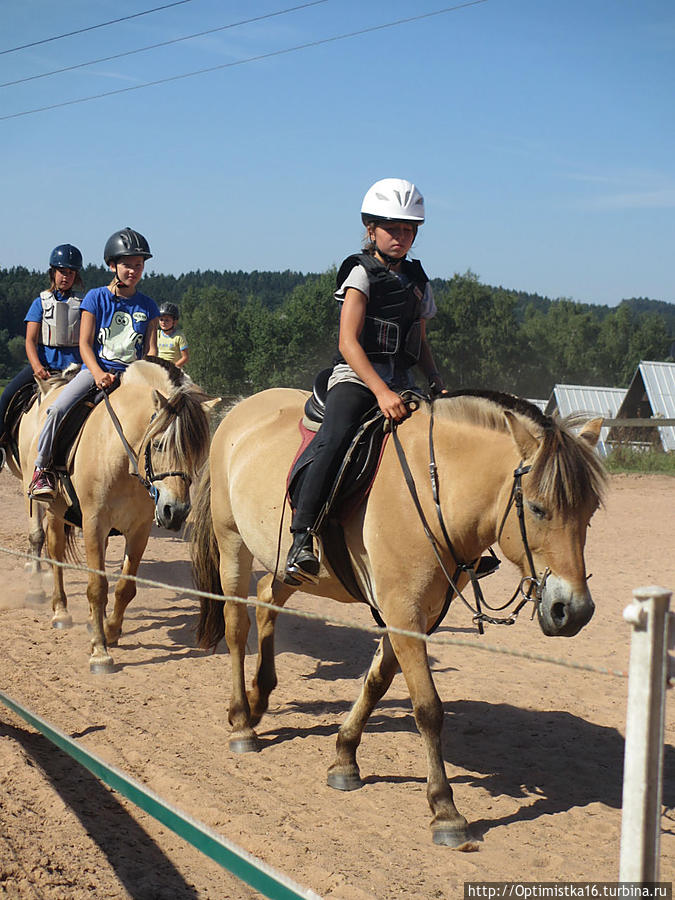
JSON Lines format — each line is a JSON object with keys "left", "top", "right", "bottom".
{"left": 157, "top": 500, "right": 190, "bottom": 531}
{"left": 538, "top": 575, "right": 594, "bottom": 637}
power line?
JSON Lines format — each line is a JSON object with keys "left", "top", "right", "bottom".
{"left": 0, "top": 1, "right": 488, "bottom": 122}
{"left": 0, "top": 1, "right": 328, "bottom": 90}
{"left": 1, "top": 0, "right": 198, "bottom": 56}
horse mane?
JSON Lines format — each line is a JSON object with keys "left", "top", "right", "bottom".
{"left": 121, "top": 358, "right": 211, "bottom": 474}
{"left": 428, "top": 390, "right": 607, "bottom": 514}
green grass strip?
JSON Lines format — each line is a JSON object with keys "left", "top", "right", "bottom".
{"left": 0, "top": 690, "right": 321, "bottom": 900}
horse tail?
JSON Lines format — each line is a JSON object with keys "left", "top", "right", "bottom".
{"left": 189, "top": 466, "right": 226, "bottom": 650}
{"left": 63, "top": 524, "right": 80, "bottom": 564}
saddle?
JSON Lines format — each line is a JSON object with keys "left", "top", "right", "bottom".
{"left": 2, "top": 382, "right": 38, "bottom": 467}
{"left": 287, "top": 370, "right": 420, "bottom": 612}
{"left": 50, "top": 382, "right": 122, "bottom": 528}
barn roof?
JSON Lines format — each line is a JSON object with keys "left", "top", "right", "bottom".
{"left": 614, "top": 360, "right": 675, "bottom": 451}
{"left": 544, "top": 384, "right": 626, "bottom": 456}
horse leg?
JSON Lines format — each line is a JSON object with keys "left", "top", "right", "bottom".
{"left": 104, "top": 522, "right": 152, "bottom": 647}
{"left": 327, "top": 634, "right": 400, "bottom": 791}
{"left": 25, "top": 504, "right": 44, "bottom": 573}
{"left": 216, "top": 533, "right": 260, "bottom": 753}
{"left": 247, "top": 573, "right": 294, "bottom": 727}
{"left": 24, "top": 504, "right": 48, "bottom": 607}
{"left": 83, "top": 524, "right": 114, "bottom": 674}
{"left": 44, "top": 515, "right": 72, "bottom": 628}
{"left": 388, "top": 631, "right": 474, "bottom": 849}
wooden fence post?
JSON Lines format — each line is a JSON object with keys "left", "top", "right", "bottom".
{"left": 619, "top": 585, "right": 672, "bottom": 882}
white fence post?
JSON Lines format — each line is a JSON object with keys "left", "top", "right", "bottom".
{"left": 619, "top": 585, "right": 672, "bottom": 882}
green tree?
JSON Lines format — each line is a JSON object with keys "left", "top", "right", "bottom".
{"left": 429, "top": 271, "right": 528, "bottom": 393}
{"left": 180, "top": 286, "right": 248, "bottom": 396}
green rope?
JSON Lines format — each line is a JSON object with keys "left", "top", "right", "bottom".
{"left": 0, "top": 690, "right": 321, "bottom": 900}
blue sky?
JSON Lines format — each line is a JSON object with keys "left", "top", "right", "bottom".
{"left": 1, "top": 0, "right": 673, "bottom": 306}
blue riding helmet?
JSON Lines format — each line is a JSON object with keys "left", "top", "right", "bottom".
{"left": 49, "top": 244, "right": 83, "bottom": 270}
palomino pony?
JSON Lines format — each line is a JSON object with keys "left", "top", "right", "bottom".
{"left": 190, "top": 387, "right": 606, "bottom": 849}
{"left": 18, "top": 358, "right": 213, "bottom": 673}
{"left": 2, "top": 379, "right": 50, "bottom": 594}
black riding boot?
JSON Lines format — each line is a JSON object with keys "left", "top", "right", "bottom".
{"left": 284, "top": 529, "right": 320, "bottom": 585}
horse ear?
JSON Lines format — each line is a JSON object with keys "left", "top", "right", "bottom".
{"left": 578, "top": 417, "right": 603, "bottom": 448}
{"left": 202, "top": 397, "right": 222, "bottom": 412}
{"left": 152, "top": 390, "right": 171, "bottom": 412}
{"left": 504, "top": 410, "right": 540, "bottom": 459}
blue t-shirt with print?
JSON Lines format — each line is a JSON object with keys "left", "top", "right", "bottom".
{"left": 24, "top": 292, "right": 82, "bottom": 370}
{"left": 81, "top": 287, "right": 160, "bottom": 374}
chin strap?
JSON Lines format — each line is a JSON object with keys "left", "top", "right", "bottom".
{"left": 374, "top": 246, "right": 406, "bottom": 269}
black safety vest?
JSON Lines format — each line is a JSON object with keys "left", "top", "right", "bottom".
{"left": 334, "top": 252, "right": 428, "bottom": 368}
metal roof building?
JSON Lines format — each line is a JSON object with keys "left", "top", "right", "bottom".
{"left": 610, "top": 360, "right": 675, "bottom": 452}
{"left": 544, "top": 384, "right": 626, "bottom": 456}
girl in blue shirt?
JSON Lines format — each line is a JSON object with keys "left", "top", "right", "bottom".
{"left": 0, "top": 244, "right": 84, "bottom": 466}
{"left": 28, "top": 228, "right": 159, "bottom": 499}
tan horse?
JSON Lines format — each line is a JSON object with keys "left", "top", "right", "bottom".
{"left": 3, "top": 373, "right": 75, "bottom": 597}
{"left": 190, "top": 388, "right": 606, "bottom": 849}
{"left": 18, "top": 358, "right": 214, "bottom": 673}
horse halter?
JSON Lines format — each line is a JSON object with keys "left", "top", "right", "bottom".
{"left": 101, "top": 389, "right": 190, "bottom": 513}
{"left": 391, "top": 401, "right": 550, "bottom": 633}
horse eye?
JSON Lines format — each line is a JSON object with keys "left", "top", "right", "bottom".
{"left": 527, "top": 501, "right": 547, "bottom": 519}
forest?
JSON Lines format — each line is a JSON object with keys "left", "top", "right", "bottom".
{"left": 0, "top": 264, "right": 673, "bottom": 401}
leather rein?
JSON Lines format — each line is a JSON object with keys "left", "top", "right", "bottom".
{"left": 101, "top": 388, "right": 190, "bottom": 510}
{"left": 390, "top": 400, "right": 550, "bottom": 634}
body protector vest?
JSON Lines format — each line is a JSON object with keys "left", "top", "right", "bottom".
{"left": 40, "top": 290, "right": 83, "bottom": 347}
{"left": 334, "top": 253, "right": 429, "bottom": 369}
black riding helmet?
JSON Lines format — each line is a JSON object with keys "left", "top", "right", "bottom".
{"left": 159, "top": 302, "right": 179, "bottom": 319}
{"left": 49, "top": 244, "right": 83, "bottom": 270}
{"left": 104, "top": 227, "right": 152, "bottom": 265}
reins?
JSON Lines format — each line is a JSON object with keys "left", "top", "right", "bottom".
{"left": 390, "top": 400, "right": 550, "bottom": 633}
{"left": 101, "top": 386, "right": 190, "bottom": 508}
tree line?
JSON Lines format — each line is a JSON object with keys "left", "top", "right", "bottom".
{"left": 0, "top": 264, "right": 672, "bottom": 400}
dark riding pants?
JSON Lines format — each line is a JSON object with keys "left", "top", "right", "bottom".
{"left": 291, "top": 381, "right": 376, "bottom": 532}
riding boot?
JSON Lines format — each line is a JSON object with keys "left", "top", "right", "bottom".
{"left": 284, "top": 529, "right": 320, "bottom": 585}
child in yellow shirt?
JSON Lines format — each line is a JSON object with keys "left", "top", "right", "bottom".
{"left": 157, "top": 303, "right": 189, "bottom": 368}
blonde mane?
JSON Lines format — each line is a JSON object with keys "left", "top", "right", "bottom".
{"left": 122, "top": 358, "right": 211, "bottom": 475}
{"left": 428, "top": 393, "right": 607, "bottom": 514}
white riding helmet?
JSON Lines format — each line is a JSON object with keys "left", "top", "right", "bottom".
{"left": 361, "top": 178, "right": 425, "bottom": 226}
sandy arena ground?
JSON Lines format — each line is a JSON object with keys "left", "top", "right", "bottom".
{"left": 0, "top": 467, "right": 673, "bottom": 899}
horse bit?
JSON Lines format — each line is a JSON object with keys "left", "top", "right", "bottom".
{"left": 101, "top": 388, "right": 190, "bottom": 518}
{"left": 390, "top": 398, "right": 551, "bottom": 634}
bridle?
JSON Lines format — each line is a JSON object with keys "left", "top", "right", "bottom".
{"left": 101, "top": 388, "right": 190, "bottom": 515}
{"left": 390, "top": 399, "right": 551, "bottom": 634}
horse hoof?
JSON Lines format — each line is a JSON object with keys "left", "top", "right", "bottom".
{"left": 89, "top": 657, "right": 115, "bottom": 674}
{"left": 229, "top": 733, "right": 261, "bottom": 754}
{"left": 52, "top": 614, "right": 73, "bottom": 630}
{"left": 327, "top": 770, "right": 363, "bottom": 792}
{"left": 432, "top": 824, "right": 478, "bottom": 850}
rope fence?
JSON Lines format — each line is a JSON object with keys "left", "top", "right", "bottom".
{"left": 0, "top": 541, "right": 670, "bottom": 890}
{"left": 0, "top": 542, "right": 629, "bottom": 679}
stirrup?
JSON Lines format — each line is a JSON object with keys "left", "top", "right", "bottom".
{"left": 284, "top": 530, "right": 320, "bottom": 585}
